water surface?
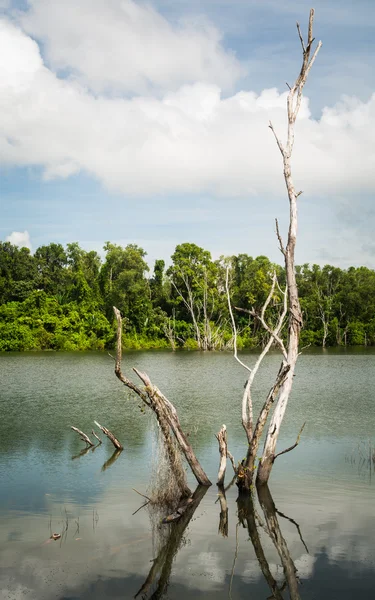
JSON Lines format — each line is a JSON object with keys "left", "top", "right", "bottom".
{"left": 0, "top": 349, "right": 374, "bottom": 599}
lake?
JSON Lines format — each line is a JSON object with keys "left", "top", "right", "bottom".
{"left": 0, "top": 349, "right": 375, "bottom": 599}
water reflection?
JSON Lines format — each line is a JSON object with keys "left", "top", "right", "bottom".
{"left": 102, "top": 449, "right": 122, "bottom": 471}
{"left": 135, "top": 482, "right": 304, "bottom": 599}
{"left": 136, "top": 486, "right": 208, "bottom": 599}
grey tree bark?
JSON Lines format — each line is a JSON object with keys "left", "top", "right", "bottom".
{"left": 257, "top": 9, "right": 322, "bottom": 484}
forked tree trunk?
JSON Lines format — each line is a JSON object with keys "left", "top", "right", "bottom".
{"left": 256, "top": 9, "right": 321, "bottom": 485}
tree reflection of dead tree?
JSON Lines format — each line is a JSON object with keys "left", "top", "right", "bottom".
{"left": 113, "top": 307, "right": 211, "bottom": 502}
{"left": 257, "top": 485, "right": 301, "bottom": 600}
{"left": 275, "top": 508, "right": 309, "bottom": 555}
{"left": 101, "top": 448, "right": 122, "bottom": 471}
{"left": 71, "top": 445, "right": 98, "bottom": 460}
{"left": 135, "top": 486, "right": 208, "bottom": 599}
{"left": 94, "top": 420, "right": 123, "bottom": 450}
{"left": 237, "top": 492, "right": 284, "bottom": 600}
{"left": 217, "top": 486, "right": 228, "bottom": 537}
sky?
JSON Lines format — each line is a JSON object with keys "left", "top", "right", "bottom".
{"left": 0, "top": 0, "right": 374, "bottom": 269}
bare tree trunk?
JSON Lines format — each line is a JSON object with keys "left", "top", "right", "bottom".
{"left": 215, "top": 424, "right": 228, "bottom": 486}
{"left": 113, "top": 307, "right": 211, "bottom": 489}
{"left": 257, "top": 10, "right": 321, "bottom": 485}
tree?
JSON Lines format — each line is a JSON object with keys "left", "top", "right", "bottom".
{"left": 167, "top": 243, "right": 227, "bottom": 350}
{"left": 227, "top": 9, "right": 322, "bottom": 489}
{"left": 100, "top": 242, "right": 152, "bottom": 331}
{"left": 34, "top": 243, "right": 68, "bottom": 297}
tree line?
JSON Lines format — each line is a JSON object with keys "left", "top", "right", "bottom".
{"left": 1, "top": 239, "right": 374, "bottom": 351}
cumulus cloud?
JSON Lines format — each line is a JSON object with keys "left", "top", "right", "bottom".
{"left": 0, "top": 15, "right": 374, "bottom": 200}
{"left": 6, "top": 230, "right": 32, "bottom": 250}
{"left": 18, "top": 0, "right": 243, "bottom": 95}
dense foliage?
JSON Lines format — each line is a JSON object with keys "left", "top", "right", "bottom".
{"left": 1, "top": 239, "right": 374, "bottom": 351}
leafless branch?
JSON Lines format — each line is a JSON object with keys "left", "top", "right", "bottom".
{"left": 92, "top": 429, "right": 102, "bottom": 444}
{"left": 275, "top": 218, "right": 286, "bottom": 255}
{"left": 71, "top": 426, "right": 94, "bottom": 447}
{"left": 273, "top": 422, "right": 306, "bottom": 461}
{"left": 94, "top": 420, "right": 123, "bottom": 450}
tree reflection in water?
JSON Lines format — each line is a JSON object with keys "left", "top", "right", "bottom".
{"left": 136, "top": 483, "right": 306, "bottom": 600}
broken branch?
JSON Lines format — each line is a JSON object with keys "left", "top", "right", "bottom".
{"left": 71, "top": 426, "right": 94, "bottom": 447}
{"left": 273, "top": 422, "right": 306, "bottom": 461}
{"left": 215, "top": 424, "right": 228, "bottom": 486}
{"left": 94, "top": 421, "right": 123, "bottom": 450}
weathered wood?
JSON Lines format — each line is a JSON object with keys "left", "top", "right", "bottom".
{"left": 91, "top": 429, "right": 102, "bottom": 444}
{"left": 113, "top": 306, "right": 211, "bottom": 489}
{"left": 236, "top": 363, "right": 290, "bottom": 491}
{"left": 257, "top": 10, "right": 321, "bottom": 485}
{"left": 273, "top": 422, "right": 306, "bottom": 461}
{"left": 227, "top": 268, "right": 287, "bottom": 450}
{"left": 215, "top": 424, "right": 227, "bottom": 486}
{"left": 71, "top": 426, "right": 94, "bottom": 447}
{"left": 94, "top": 420, "right": 123, "bottom": 450}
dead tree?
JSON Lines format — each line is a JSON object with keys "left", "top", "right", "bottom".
{"left": 113, "top": 306, "right": 211, "bottom": 499}
{"left": 227, "top": 9, "right": 321, "bottom": 489}
{"left": 226, "top": 270, "right": 290, "bottom": 489}
{"left": 257, "top": 9, "right": 321, "bottom": 484}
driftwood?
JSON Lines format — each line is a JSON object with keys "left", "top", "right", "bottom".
{"left": 94, "top": 421, "right": 123, "bottom": 450}
{"left": 113, "top": 306, "right": 211, "bottom": 494}
{"left": 71, "top": 426, "right": 94, "bottom": 447}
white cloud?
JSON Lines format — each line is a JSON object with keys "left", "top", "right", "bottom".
{"left": 0, "top": 17, "right": 374, "bottom": 202}
{"left": 6, "top": 230, "right": 32, "bottom": 250}
{"left": 18, "top": 0, "right": 243, "bottom": 95}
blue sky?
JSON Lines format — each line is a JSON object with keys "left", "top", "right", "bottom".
{"left": 1, "top": 0, "right": 374, "bottom": 268}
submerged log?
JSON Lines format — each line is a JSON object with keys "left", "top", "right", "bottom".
{"left": 71, "top": 426, "right": 94, "bottom": 447}
{"left": 94, "top": 421, "right": 123, "bottom": 450}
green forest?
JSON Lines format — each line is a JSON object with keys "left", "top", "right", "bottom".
{"left": 1, "top": 239, "right": 375, "bottom": 351}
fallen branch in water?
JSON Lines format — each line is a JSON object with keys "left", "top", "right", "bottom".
{"left": 71, "top": 426, "right": 94, "bottom": 447}
{"left": 94, "top": 420, "right": 123, "bottom": 450}
{"left": 91, "top": 429, "right": 102, "bottom": 444}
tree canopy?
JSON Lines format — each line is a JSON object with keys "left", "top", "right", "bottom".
{"left": 0, "top": 239, "right": 374, "bottom": 351}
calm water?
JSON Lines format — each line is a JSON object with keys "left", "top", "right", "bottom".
{"left": 0, "top": 349, "right": 375, "bottom": 599}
